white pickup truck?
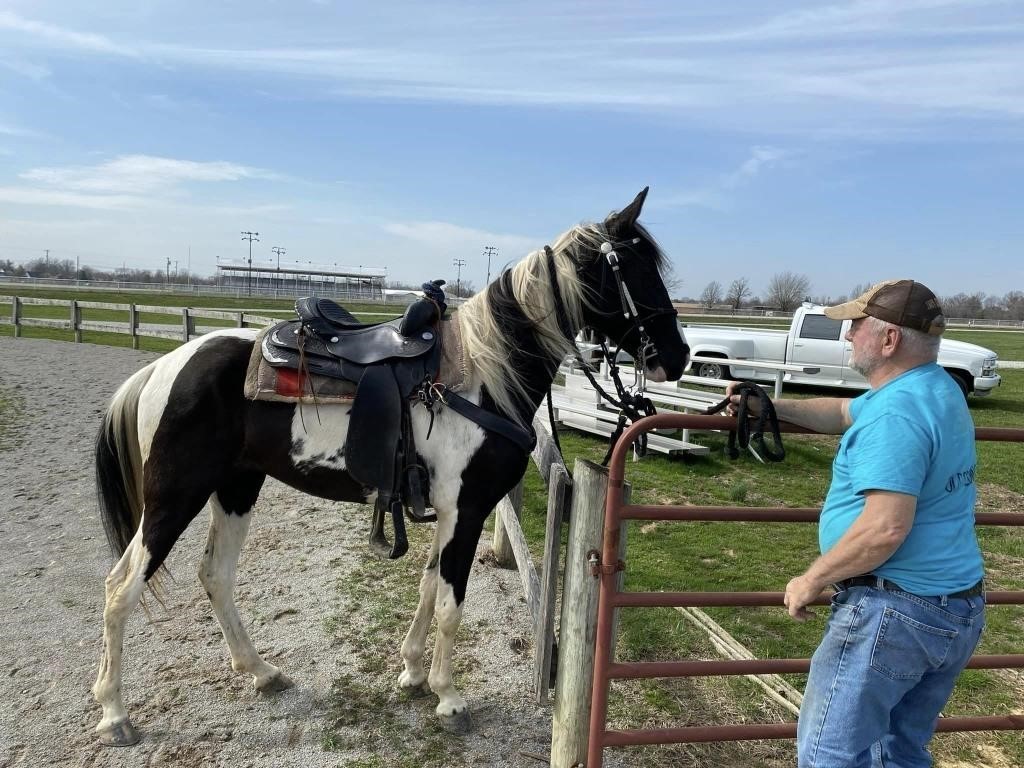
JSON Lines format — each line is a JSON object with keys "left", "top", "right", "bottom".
{"left": 681, "top": 304, "right": 1001, "bottom": 397}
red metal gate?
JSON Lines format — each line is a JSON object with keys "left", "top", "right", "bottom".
{"left": 587, "top": 413, "right": 1024, "bottom": 767}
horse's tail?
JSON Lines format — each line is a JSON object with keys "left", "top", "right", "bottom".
{"left": 95, "top": 363, "right": 156, "bottom": 558}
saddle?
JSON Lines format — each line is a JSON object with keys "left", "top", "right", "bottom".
{"left": 261, "top": 281, "right": 448, "bottom": 559}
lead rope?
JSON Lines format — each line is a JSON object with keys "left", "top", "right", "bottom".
{"left": 702, "top": 381, "right": 786, "bottom": 463}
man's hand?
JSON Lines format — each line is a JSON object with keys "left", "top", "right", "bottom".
{"left": 724, "top": 381, "right": 762, "bottom": 417}
{"left": 784, "top": 574, "right": 824, "bottom": 621}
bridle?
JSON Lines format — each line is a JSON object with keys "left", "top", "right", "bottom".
{"left": 545, "top": 238, "right": 677, "bottom": 464}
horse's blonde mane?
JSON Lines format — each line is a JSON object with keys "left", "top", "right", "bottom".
{"left": 457, "top": 223, "right": 607, "bottom": 423}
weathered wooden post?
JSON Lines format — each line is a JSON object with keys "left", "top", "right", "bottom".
{"left": 181, "top": 307, "right": 191, "bottom": 342}
{"left": 534, "top": 463, "right": 570, "bottom": 703}
{"left": 492, "top": 478, "right": 523, "bottom": 568}
{"left": 12, "top": 296, "right": 21, "bottom": 338}
{"left": 128, "top": 304, "right": 139, "bottom": 350}
{"left": 550, "top": 459, "right": 628, "bottom": 768}
{"left": 71, "top": 299, "right": 82, "bottom": 343}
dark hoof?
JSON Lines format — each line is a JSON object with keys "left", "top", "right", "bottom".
{"left": 256, "top": 672, "right": 295, "bottom": 694}
{"left": 98, "top": 719, "right": 141, "bottom": 747}
{"left": 439, "top": 709, "right": 471, "bottom": 734}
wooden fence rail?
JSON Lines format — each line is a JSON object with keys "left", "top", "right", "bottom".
{"left": 1, "top": 295, "right": 279, "bottom": 347}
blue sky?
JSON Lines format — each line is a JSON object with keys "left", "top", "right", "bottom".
{"left": 1, "top": 1, "right": 1022, "bottom": 300}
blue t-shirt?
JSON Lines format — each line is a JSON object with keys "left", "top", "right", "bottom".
{"left": 819, "top": 362, "right": 984, "bottom": 595}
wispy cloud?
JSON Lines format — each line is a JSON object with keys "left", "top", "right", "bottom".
{"left": 2, "top": 5, "right": 1023, "bottom": 136}
{"left": 383, "top": 220, "right": 537, "bottom": 261}
{"left": 0, "top": 11, "right": 134, "bottom": 56}
{"left": 662, "top": 146, "right": 791, "bottom": 211}
{"left": 0, "top": 186, "right": 142, "bottom": 210}
{"left": 20, "top": 155, "right": 277, "bottom": 195}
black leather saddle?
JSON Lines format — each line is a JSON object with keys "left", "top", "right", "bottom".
{"left": 262, "top": 284, "right": 448, "bottom": 559}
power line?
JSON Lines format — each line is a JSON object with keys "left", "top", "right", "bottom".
{"left": 453, "top": 258, "right": 466, "bottom": 298}
{"left": 482, "top": 245, "right": 498, "bottom": 286}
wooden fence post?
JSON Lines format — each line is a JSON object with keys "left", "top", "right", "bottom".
{"left": 492, "top": 478, "right": 523, "bottom": 568}
{"left": 181, "top": 307, "right": 191, "bottom": 342}
{"left": 236, "top": 312, "right": 244, "bottom": 328}
{"left": 12, "top": 296, "right": 21, "bottom": 338}
{"left": 128, "top": 304, "right": 138, "bottom": 350}
{"left": 70, "top": 299, "right": 81, "bottom": 343}
{"left": 534, "top": 464, "right": 570, "bottom": 703}
{"left": 550, "top": 459, "right": 627, "bottom": 768}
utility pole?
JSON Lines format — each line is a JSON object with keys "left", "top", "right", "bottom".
{"left": 271, "top": 246, "right": 286, "bottom": 293}
{"left": 75, "top": 254, "right": 80, "bottom": 283}
{"left": 452, "top": 258, "right": 466, "bottom": 298}
{"left": 241, "top": 231, "right": 259, "bottom": 295}
{"left": 44, "top": 249, "right": 49, "bottom": 264}
{"left": 482, "top": 245, "right": 498, "bottom": 286}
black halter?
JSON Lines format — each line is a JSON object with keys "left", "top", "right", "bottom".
{"left": 544, "top": 242, "right": 674, "bottom": 465}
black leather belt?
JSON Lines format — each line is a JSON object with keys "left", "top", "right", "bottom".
{"left": 835, "top": 575, "right": 984, "bottom": 600}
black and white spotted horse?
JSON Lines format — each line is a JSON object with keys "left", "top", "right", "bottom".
{"left": 91, "top": 188, "right": 690, "bottom": 746}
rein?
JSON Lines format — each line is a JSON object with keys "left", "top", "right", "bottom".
{"left": 543, "top": 243, "right": 667, "bottom": 466}
{"left": 703, "top": 382, "right": 786, "bottom": 463}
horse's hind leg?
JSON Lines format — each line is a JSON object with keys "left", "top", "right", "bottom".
{"left": 92, "top": 530, "right": 150, "bottom": 746}
{"left": 199, "top": 474, "right": 293, "bottom": 693}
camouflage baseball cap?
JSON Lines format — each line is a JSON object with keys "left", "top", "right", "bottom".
{"left": 824, "top": 279, "right": 946, "bottom": 336}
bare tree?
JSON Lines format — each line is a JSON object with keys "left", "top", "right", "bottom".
{"left": 725, "top": 277, "right": 751, "bottom": 310}
{"left": 849, "top": 282, "right": 874, "bottom": 299}
{"left": 699, "top": 280, "right": 723, "bottom": 309}
{"left": 765, "top": 271, "right": 811, "bottom": 312}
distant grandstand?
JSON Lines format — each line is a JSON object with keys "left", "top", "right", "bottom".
{"left": 215, "top": 258, "right": 386, "bottom": 300}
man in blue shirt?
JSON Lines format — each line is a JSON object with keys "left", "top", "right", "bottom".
{"left": 728, "top": 280, "right": 985, "bottom": 768}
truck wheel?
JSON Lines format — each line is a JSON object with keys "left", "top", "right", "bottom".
{"left": 695, "top": 359, "right": 729, "bottom": 380}
{"left": 946, "top": 370, "right": 970, "bottom": 399}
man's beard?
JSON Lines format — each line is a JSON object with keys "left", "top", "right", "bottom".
{"left": 850, "top": 346, "right": 883, "bottom": 377}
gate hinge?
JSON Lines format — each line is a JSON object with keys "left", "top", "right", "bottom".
{"left": 587, "top": 549, "right": 626, "bottom": 578}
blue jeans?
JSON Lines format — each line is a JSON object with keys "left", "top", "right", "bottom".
{"left": 797, "top": 584, "right": 985, "bottom": 768}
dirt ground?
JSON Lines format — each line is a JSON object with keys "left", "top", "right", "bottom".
{"left": 0, "top": 337, "right": 589, "bottom": 768}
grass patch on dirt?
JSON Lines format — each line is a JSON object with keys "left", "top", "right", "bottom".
{"left": 319, "top": 524, "right": 475, "bottom": 767}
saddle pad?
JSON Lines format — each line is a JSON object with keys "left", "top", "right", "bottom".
{"left": 244, "top": 317, "right": 470, "bottom": 404}
{"left": 245, "top": 327, "right": 357, "bottom": 403}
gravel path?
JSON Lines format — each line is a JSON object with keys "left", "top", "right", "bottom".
{"left": 0, "top": 337, "right": 574, "bottom": 768}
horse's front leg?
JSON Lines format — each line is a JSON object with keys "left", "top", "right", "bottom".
{"left": 427, "top": 509, "right": 486, "bottom": 734}
{"left": 397, "top": 536, "right": 439, "bottom": 693}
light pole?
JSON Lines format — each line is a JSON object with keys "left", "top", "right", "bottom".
{"left": 453, "top": 258, "right": 466, "bottom": 299}
{"left": 241, "top": 231, "right": 259, "bottom": 295}
{"left": 482, "top": 245, "right": 498, "bottom": 286}
{"left": 271, "top": 246, "right": 286, "bottom": 293}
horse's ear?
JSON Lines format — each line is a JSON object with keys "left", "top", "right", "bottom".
{"left": 605, "top": 187, "right": 649, "bottom": 236}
